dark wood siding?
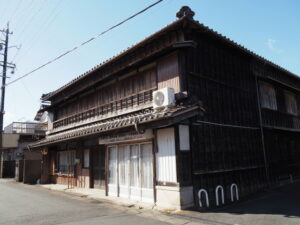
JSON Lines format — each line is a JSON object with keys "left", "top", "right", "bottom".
{"left": 259, "top": 81, "right": 300, "bottom": 130}
{"left": 182, "top": 27, "right": 300, "bottom": 208}
{"left": 264, "top": 129, "right": 300, "bottom": 182}
{"left": 184, "top": 30, "right": 267, "bottom": 208}
{"left": 186, "top": 33, "right": 259, "bottom": 127}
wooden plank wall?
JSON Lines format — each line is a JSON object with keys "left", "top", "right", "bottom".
{"left": 260, "top": 81, "right": 300, "bottom": 129}
{"left": 55, "top": 67, "right": 157, "bottom": 120}
{"left": 264, "top": 129, "right": 300, "bottom": 183}
{"left": 185, "top": 31, "right": 268, "bottom": 208}
{"left": 157, "top": 52, "right": 180, "bottom": 93}
{"left": 257, "top": 79, "right": 300, "bottom": 184}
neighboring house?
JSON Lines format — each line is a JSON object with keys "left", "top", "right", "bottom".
{"left": 30, "top": 7, "right": 300, "bottom": 210}
{"left": 0, "top": 121, "right": 45, "bottom": 183}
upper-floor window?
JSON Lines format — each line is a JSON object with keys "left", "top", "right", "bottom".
{"left": 260, "top": 82, "right": 277, "bottom": 110}
{"left": 284, "top": 91, "right": 298, "bottom": 115}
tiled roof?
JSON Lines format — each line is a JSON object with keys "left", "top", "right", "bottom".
{"left": 43, "top": 15, "right": 299, "bottom": 101}
{"left": 30, "top": 105, "right": 202, "bottom": 148}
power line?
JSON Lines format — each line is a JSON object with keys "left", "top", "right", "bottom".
{"left": 8, "top": 0, "right": 22, "bottom": 23}
{"left": 6, "top": 0, "right": 164, "bottom": 87}
{"left": 14, "top": 0, "right": 66, "bottom": 64}
{"left": 13, "top": 0, "right": 48, "bottom": 45}
{"left": 8, "top": 0, "right": 35, "bottom": 31}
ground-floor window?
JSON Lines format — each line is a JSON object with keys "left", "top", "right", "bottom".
{"left": 108, "top": 142, "right": 154, "bottom": 203}
{"left": 58, "top": 150, "right": 75, "bottom": 174}
{"left": 83, "top": 149, "right": 90, "bottom": 168}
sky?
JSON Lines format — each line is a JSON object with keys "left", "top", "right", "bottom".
{"left": 0, "top": 0, "right": 299, "bottom": 127}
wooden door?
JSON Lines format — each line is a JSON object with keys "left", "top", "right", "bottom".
{"left": 92, "top": 147, "right": 105, "bottom": 189}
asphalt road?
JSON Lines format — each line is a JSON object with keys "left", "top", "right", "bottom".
{"left": 0, "top": 179, "right": 172, "bottom": 225}
{"left": 173, "top": 182, "right": 300, "bottom": 225}
{"left": 1, "top": 179, "right": 300, "bottom": 225}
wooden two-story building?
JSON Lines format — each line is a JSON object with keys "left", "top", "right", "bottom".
{"left": 31, "top": 7, "right": 300, "bottom": 210}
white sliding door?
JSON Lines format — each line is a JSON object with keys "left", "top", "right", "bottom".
{"left": 141, "top": 143, "right": 154, "bottom": 203}
{"left": 118, "top": 145, "right": 130, "bottom": 198}
{"left": 107, "top": 142, "right": 154, "bottom": 203}
{"left": 129, "top": 144, "right": 140, "bottom": 201}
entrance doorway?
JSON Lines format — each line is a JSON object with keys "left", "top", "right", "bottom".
{"left": 92, "top": 146, "right": 105, "bottom": 189}
{"left": 108, "top": 142, "right": 154, "bottom": 203}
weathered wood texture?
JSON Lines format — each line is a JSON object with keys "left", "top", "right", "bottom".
{"left": 55, "top": 68, "right": 156, "bottom": 120}
{"left": 264, "top": 129, "right": 300, "bottom": 182}
{"left": 48, "top": 30, "right": 184, "bottom": 105}
{"left": 52, "top": 51, "right": 183, "bottom": 130}
{"left": 53, "top": 68, "right": 157, "bottom": 128}
{"left": 157, "top": 52, "right": 180, "bottom": 93}
{"left": 186, "top": 33, "right": 259, "bottom": 127}
{"left": 183, "top": 30, "right": 267, "bottom": 207}
{"left": 183, "top": 27, "right": 300, "bottom": 207}
{"left": 260, "top": 81, "right": 300, "bottom": 129}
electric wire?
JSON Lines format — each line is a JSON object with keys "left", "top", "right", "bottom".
{"left": 8, "top": 0, "right": 22, "bottom": 24}
{"left": 9, "top": 0, "right": 35, "bottom": 31}
{"left": 6, "top": 0, "right": 164, "bottom": 87}
{"left": 14, "top": 0, "right": 65, "bottom": 64}
{"left": 13, "top": 0, "right": 49, "bottom": 45}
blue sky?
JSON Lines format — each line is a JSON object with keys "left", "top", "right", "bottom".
{"left": 0, "top": 0, "right": 299, "bottom": 126}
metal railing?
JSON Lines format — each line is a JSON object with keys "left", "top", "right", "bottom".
{"left": 8, "top": 122, "right": 47, "bottom": 134}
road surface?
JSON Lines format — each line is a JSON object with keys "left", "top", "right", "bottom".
{"left": 0, "top": 179, "right": 173, "bottom": 225}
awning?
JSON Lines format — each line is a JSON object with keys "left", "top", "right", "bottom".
{"left": 29, "top": 105, "right": 203, "bottom": 148}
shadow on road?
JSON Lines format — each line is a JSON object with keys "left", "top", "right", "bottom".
{"left": 175, "top": 182, "right": 300, "bottom": 225}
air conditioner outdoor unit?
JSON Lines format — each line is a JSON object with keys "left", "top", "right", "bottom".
{"left": 152, "top": 87, "right": 175, "bottom": 109}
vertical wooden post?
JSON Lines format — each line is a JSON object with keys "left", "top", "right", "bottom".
{"left": 254, "top": 75, "right": 270, "bottom": 186}
{"left": 152, "top": 129, "right": 158, "bottom": 204}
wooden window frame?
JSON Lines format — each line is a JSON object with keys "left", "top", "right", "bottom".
{"left": 259, "top": 82, "right": 277, "bottom": 110}
{"left": 284, "top": 91, "right": 298, "bottom": 116}
{"left": 82, "top": 149, "right": 90, "bottom": 169}
{"left": 57, "top": 150, "right": 76, "bottom": 175}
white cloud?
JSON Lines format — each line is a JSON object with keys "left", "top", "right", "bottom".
{"left": 267, "top": 38, "right": 283, "bottom": 54}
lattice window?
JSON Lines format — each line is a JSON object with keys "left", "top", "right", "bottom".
{"left": 260, "top": 82, "right": 277, "bottom": 110}
{"left": 83, "top": 149, "right": 90, "bottom": 168}
{"left": 285, "top": 91, "right": 298, "bottom": 115}
{"left": 58, "top": 150, "right": 75, "bottom": 174}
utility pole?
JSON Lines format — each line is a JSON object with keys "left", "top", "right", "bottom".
{"left": 0, "top": 23, "right": 16, "bottom": 177}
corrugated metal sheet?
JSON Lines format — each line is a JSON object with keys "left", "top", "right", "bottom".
{"left": 156, "top": 127, "right": 177, "bottom": 183}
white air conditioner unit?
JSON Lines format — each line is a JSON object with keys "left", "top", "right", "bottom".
{"left": 152, "top": 87, "right": 175, "bottom": 109}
